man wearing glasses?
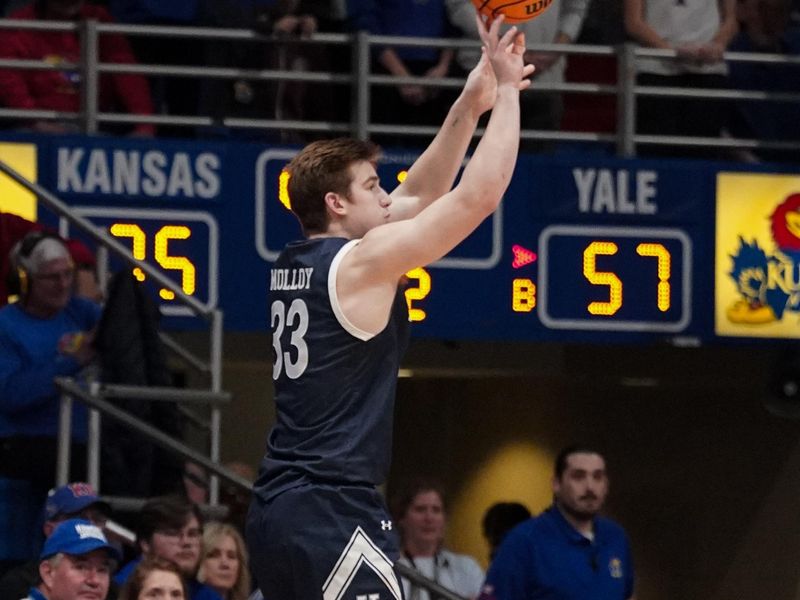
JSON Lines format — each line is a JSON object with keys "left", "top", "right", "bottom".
{"left": 114, "top": 494, "right": 222, "bottom": 600}
{"left": 0, "top": 231, "right": 101, "bottom": 569}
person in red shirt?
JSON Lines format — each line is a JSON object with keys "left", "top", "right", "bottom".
{"left": 0, "top": 0, "right": 155, "bottom": 136}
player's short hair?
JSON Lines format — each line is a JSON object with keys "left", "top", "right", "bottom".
{"left": 286, "top": 138, "right": 380, "bottom": 236}
{"left": 554, "top": 444, "right": 605, "bottom": 479}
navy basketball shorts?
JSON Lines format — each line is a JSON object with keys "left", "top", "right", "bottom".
{"left": 246, "top": 482, "right": 405, "bottom": 600}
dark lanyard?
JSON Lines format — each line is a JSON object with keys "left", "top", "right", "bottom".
{"left": 404, "top": 551, "right": 443, "bottom": 600}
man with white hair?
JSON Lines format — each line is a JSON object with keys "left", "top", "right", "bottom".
{"left": 23, "top": 518, "right": 119, "bottom": 600}
{"left": 0, "top": 231, "right": 101, "bottom": 548}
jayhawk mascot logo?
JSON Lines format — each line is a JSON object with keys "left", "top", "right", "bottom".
{"left": 727, "top": 193, "right": 800, "bottom": 324}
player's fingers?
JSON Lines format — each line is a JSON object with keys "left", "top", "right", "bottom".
{"left": 488, "top": 12, "right": 504, "bottom": 44}
{"left": 498, "top": 24, "right": 518, "bottom": 51}
{"left": 518, "top": 78, "right": 532, "bottom": 90}
{"left": 475, "top": 14, "right": 490, "bottom": 45}
{"left": 522, "top": 63, "right": 536, "bottom": 78}
{"left": 512, "top": 32, "right": 526, "bottom": 56}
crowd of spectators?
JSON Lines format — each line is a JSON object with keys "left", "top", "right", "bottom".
{"left": 0, "top": 0, "right": 795, "bottom": 162}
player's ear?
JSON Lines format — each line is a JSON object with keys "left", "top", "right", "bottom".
{"left": 324, "top": 191, "right": 347, "bottom": 216}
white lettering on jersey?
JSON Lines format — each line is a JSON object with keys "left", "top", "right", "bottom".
{"left": 270, "top": 267, "right": 314, "bottom": 291}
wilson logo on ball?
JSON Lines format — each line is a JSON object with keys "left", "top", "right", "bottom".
{"left": 471, "top": 0, "right": 554, "bottom": 24}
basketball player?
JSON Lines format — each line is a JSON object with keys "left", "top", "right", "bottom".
{"left": 246, "top": 15, "right": 534, "bottom": 600}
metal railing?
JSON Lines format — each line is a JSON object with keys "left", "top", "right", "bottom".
{"left": 0, "top": 19, "right": 797, "bottom": 158}
{"left": 0, "top": 159, "right": 229, "bottom": 505}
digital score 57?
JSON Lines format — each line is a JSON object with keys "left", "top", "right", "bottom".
{"left": 406, "top": 225, "right": 691, "bottom": 333}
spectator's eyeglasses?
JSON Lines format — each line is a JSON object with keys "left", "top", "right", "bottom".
{"left": 34, "top": 267, "right": 75, "bottom": 284}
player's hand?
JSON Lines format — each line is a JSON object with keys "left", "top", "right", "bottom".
{"left": 461, "top": 48, "right": 497, "bottom": 116}
{"left": 476, "top": 14, "right": 534, "bottom": 91}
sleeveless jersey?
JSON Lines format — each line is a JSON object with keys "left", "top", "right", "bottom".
{"left": 254, "top": 237, "right": 410, "bottom": 502}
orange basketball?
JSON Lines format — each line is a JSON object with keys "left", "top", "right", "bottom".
{"left": 471, "top": 0, "right": 555, "bottom": 24}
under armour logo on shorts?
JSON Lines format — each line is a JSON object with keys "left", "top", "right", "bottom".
{"left": 356, "top": 595, "right": 380, "bottom": 600}
{"left": 381, "top": 520, "right": 392, "bottom": 531}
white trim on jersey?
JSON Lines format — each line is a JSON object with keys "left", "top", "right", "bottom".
{"left": 328, "top": 239, "right": 375, "bottom": 341}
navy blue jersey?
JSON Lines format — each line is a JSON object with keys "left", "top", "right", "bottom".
{"left": 254, "top": 237, "right": 410, "bottom": 502}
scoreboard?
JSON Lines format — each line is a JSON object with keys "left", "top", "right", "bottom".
{"left": 3, "top": 133, "right": 800, "bottom": 344}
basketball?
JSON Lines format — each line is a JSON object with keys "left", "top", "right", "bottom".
{"left": 471, "top": 0, "right": 555, "bottom": 24}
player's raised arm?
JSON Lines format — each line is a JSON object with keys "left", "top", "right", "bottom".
{"left": 388, "top": 46, "right": 497, "bottom": 221}
{"left": 390, "top": 16, "right": 533, "bottom": 222}
{"left": 339, "top": 17, "right": 533, "bottom": 321}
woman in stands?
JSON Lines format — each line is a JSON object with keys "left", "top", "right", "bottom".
{"left": 198, "top": 522, "right": 251, "bottom": 600}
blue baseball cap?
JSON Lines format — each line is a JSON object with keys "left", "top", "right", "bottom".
{"left": 44, "top": 482, "right": 110, "bottom": 521}
{"left": 40, "top": 519, "right": 121, "bottom": 561}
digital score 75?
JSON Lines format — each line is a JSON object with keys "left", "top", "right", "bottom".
{"left": 68, "top": 207, "right": 219, "bottom": 317}
{"left": 529, "top": 225, "right": 692, "bottom": 332}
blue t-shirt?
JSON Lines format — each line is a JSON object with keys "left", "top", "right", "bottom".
{"left": 480, "top": 505, "right": 634, "bottom": 600}
{"left": 347, "top": 0, "right": 458, "bottom": 62}
{"left": 0, "top": 297, "right": 101, "bottom": 439}
{"left": 254, "top": 238, "right": 410, "bottom": 502}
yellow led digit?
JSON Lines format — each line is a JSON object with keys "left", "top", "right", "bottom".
{"left": 278, "top": 169, "right": 291, "bottom": 210}
{"left": 154, "top": 225, "right": 196, "bottom": 300}
{"left": 404, "top": 267, "right": 431, "bottom": 322}
{"left": 110, "top": 223, "right": 146, "bottom": 282}
{"left": 584, "top": 241, "right": 622, "bottom": 316}
{"left": 637, "top": 242, "right": 671, "bottom": 312}
{"left": 512, "top": 278, "right": 536, "bottom": 312}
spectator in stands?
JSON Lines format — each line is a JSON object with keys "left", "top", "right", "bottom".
{"left": 108, "top": 0, "right": 198, "bottom": 138}
{"left": 447, "top": 0, "right": 591, "bottom": 152}
{"left": 726, "top": 0, "right": 800, "bottom": 164}
{"left": 115, "top": 494, "right": 222, "bottom": 600}
{"left": 0, "top": 482, "right": 114, "bottom": 600}
{"left": 195, "top": 0, "right": 282, "bottom": 142}
{"left": 197, "top": 522, "right": 250, "bottom": 600}
{"left": 198, "top": 0, "right": 345, "bottom": 144}
{"left": 348, "top": 0, "right": 461, "bottom": 148}
{"left": 623, "top": 0, "right": 738, "bottom": 158}
{"left": 0, "top": 211, "right": 98, "bottom": 307}
{"left": 23, "top": 518, "right": 120, "bottom": 600}
{"left": 119, "top": 556, "right": 189, "bottom": 600}
{"left": 481, "top": 501, "right": 531, "bottom": 562}
{"left": 391, "top": 477, "right": 485, "bottom": 600}
{"left": 0, "top": 232, "right": 100, "bottom": 535}
{"left": 0, "top": 0, "right": 155, "bottom": 136}
{"left": 477, "top": 445, "right": 635, "bottom": 600}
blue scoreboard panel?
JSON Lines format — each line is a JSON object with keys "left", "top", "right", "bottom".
{"left": 5, "top": 134, "right": 799, "bottom": 344}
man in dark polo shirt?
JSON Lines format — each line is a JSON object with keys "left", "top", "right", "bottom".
{"left": 478, "top": 445, "right": 635, "bottom": 600}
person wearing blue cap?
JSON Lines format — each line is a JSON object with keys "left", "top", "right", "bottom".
{"left": 23, "top": 518, "right": 120, "bottom": 600}
{"left": 0, "top": 482, "right": 113, "bottom": 600}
